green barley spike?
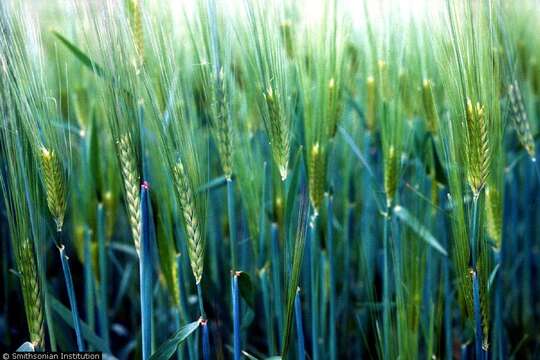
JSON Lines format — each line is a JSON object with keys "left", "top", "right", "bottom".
{"left": 465, "top": 99, "right": 490, "bottom": 196}
{"left": 173, "top": 161, "right": 204, "bottom": 284}
{"left": 39, "top": 147, "right": 66, "bottom": 232}
{"left": 118, "top": 134, "right": 141, "bottom": 254}
{"left": 18, "top": 239, "right": 45, "bottom": 349}
{"left": 508, "top": 81, "right": 536, "bottom": 160}
{"left": 308, "top": 143, "right": 326, "bottom": 213}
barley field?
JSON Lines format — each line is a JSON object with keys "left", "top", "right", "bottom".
{"left": 0, "top": 0, "right": 539, "bottom": 359}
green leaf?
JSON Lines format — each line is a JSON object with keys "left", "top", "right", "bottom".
{"left": 155, "top": 201, "right": 180, "bottom": 307}
{"left": 237, "top": 271, "right": 254, "bottom": 308}
{"left": 49, "top": 294, "right": 111, "bottom": 353}
{"left": 281, "top": 187, "right": 309, "bottom": 358}
{"left": 241, "top": 351, "right": 259, "bottom": 360}
{"left": 197, "top": 175, "right": 228, "bottom": 193}
{"left": 149, "top": 320, "right": 200, "bottom": 360}
{"left": 393, "top": 205, "right": 447, "bottom": 256}
{"left": 16, "top": 342, "right": 35, "bottom": 352}
{"left": 89, "top": 115, "right": 102, "bottom": 199}
{"left": 488, "top": 263, "right": 500, "bottom": 292}
{"left": 52, "top": 31, "right": 106, "bottom": 78}
{"left": 241, "top": 307, "right": 255, "bottom": 330}
{"left": 284, "top": 148, "right": 303, "bottom": 238}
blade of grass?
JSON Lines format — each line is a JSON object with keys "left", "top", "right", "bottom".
{"left": 49, "top": 295, "right": 110, "bottom": 353}
{"left": 52, "top": 31, "right": 106, "bottom": 78}
{"left": 393, "top": 205, "right": 447, "bottom": 256}
{"left": 281, "top": 186, "right": 309, "bottom": 359}
{"left": 149, "top": 320, "right": 201, "bottom": 360}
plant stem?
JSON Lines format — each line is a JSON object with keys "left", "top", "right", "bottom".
{"left": 494, "top": 249, "right": 503, "bottom": 360}
{"left": 202, "top": 319, "right": 210, "bottom": 360}
{"left": 260, "top": 268, "right": 276, "bottom": 354}
{"left": 197, "top": 282, "right": 210, "bottom": 360}
{"left": 309, "top": 215, "right": 319, "bottom": 360}
{"left": 227, "top": 178, "right": 237, "bottom": 270}
{"left": 470, "top": 193, "right": 484, "bottom": 360}
{"left": 472, "top": 269, "right": 483, "bottom": 360}
{"left": 258, "top": 162, "right": 268, "bottom": 268}
{"left": 295, "top": 287, "right": 305, "bottom": 360}
{"left": 327, "top": 195, "right": 336, "bottom": 360}
{"left": 232, "top": 272, "right": 241, "bottom": 360}
{"left": 271, "top": 223, "right": 284, "bottom": 345}
{"left": 177, "top": 254, "right": 195, "bottom": 360}
{"left": 197, "top": 282, "right": 206, "bottom": 320}
{"left": 140, "top": 184, "right": 153, "bottom": 360}
{"left": 83, "top": 227, "right": 95, "bottom": 338}
{"left": 96, "top": 203, "right": 110, "bottom": 349}
{"left": 58, "top": 244, "right": 84, "bottom": 351}
{"left": 382, "top": 203, "right": 391, "bottom": 360}
{"left": 228, "top": 178, "right": 241, "bottom": 360}
{"left": 444, "top": 238, "right": 452, "bottom": 360}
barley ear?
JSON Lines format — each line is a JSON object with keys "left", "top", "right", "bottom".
{"left": 366, "top": 75, "right": 377, "bottom": 132}
{"left": 422, "top": 79, "right": 439, "bottom": 135}
{"left": 377, "top": 60, "right": 390, "bottom": 101}
{"left": 173, "top": 161, "right": 204, "bottom": 284}
{"left": 213, "top": 67, "right": 233, "bottom": 179}
{"left": 308, "top": 143, "right": 326, "bottom": 213}
{"left": 280, "top": 20, "right": 295, "bottom": 59}
{"left": 327, "top": 77, "right": 341, "bottom": 138}
{"left": 508, "top": 82, "right": 536, "bottom": 160}
{"left": 127, "top": 0, "right": 144, "bottom": 74}
{"left": 465, "top": 99, "right": 490, "bottom": 196}
{"left": 384, "top": 145, "right": 397, "bottom": 207}
{"left": 39, "top": 147, "right": 66, "bottom": 232}
{"left": 264, "top": 86, "right": 290, "bottom": 181}
{"left": 485, "top": 185, "right": 502, "bottom": 250}
{"left": 118, "top": 134, "right": 141, "bottom": 254}
{"left": 19, "top": 239, "right": 45, "bottom": 349}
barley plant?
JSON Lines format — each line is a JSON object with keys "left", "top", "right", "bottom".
{"left": 1, "top": 0, "right": 540, "bottom": 359}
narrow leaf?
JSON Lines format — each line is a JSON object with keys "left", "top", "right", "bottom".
{"left": 16, "top": 342, "right": 35, "bottom": 352}
{"left": 393, "top": 205, "right": 447, "bottom": 256}
{"left": 281, "top": 186, "right": 309, "bottom": 358}
{"left": 52, "top": 31, "right": 106, "bottom": 78}
{"left": 49, "top": 295, "right": 111, "bottom": 353}
{"left": 237, "top": 271, "right": 254, "bottom": 308}
{"left": 149, "top": 320, "right": 200, "bottom": 360}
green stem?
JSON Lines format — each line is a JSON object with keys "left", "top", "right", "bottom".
{"left": 227, "top": 178, "right": 237, "bottom": 270}
{"left": 470, "top": 194, "right": 479, "bottom": 269}
{"left": 260, "top": 268, "right": 276, "bottom": 355}
{"left": 97, "top": 203, "right": 110, "bottom": 349}
{"left": 327, "top": 195, "right": 336, "bottom": 360}
{"left": 470, "top": 193, "right": 484, "bottom": 359}
{"left": 83, "top": 227, "right": 95, "bottom": 339}
{"left": 197, "top": 282, "right": 209, "bottom": 360}
{"left": 197, "top": 282, "right": 206, "bottom": 320}
{"left": 382, "top": 203, "right": 391, "bottom": 360}
{"left": 271, "top": 223, "right": 284, "bottom": 345}
{"left": 310, "top": 214, "right": 319, "bottom": 360}
{"left": 58, "top": 244, "right": 84, "bottom": 351}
